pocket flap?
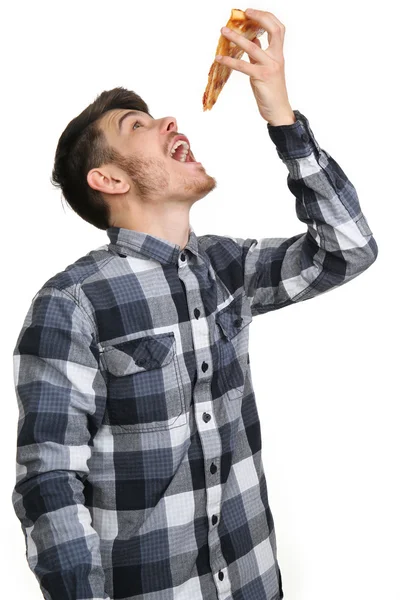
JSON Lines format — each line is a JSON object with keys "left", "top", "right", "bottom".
{"left": 215, "top": 293, "right": 253, "bottom": 340}
{"left": 102, "top": 333, "right": 176, "bottom": 377}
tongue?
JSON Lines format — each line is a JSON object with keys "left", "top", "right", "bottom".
{"left": 172, "top": 145, "right": 187, "bottom": 162}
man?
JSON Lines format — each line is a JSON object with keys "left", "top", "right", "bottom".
{"left": 11, "top": 9, "right": 378, "bottom": 600}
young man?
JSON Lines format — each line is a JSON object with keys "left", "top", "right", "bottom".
{"left": 11, "top": 10, "right": 378, "bottom": 600}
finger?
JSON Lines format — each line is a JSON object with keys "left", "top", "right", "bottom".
{"left": 221, "top": 26, "right": 266, "bottom": 64}
{"left": 245, "top": 9, "right": 285, "bottom": 53}
{"left": 246, "top": 8, "right": 285, "bottom": 29}
{"left": 249, "top": 38, "right": 261, "bottom": 64}
{"left": 215, "top": 53, "right": 254, "bottom": 77}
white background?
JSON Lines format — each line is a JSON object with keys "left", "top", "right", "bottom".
{"left": 2, "top": 0, "right": 399, "bottom": 598}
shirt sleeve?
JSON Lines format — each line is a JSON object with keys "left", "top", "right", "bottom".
{"left": 11, "top": 286, "right": 110, "bottom": 600}
{"left": 221, "top": 109, "right": 378, "bottom": 316}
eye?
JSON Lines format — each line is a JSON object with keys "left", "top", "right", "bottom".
{"left": 132, "top": 120, "right": 142, "bottom": 130}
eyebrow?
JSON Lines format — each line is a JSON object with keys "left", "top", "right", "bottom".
{"left": 117, "top": 110, "right": 152, "bottom": 133}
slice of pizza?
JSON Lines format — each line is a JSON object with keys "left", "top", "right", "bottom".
{"left": 203, "top": 8, "right": 265, "bottom": 111}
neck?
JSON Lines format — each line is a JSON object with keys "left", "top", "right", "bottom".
{"left": 111, "top": 207, "right": 191, "bottom": 251}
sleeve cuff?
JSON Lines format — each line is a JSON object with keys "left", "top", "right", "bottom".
{"left": 267, "top": 109, "right": 321, "bottom": 161}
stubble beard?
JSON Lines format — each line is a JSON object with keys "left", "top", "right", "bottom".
{"left": 114, "top": 152, "right": 217, "bottom": 203}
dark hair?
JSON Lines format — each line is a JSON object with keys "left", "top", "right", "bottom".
{"left": 50, "top": 87, "right": 152, "bottom": 230}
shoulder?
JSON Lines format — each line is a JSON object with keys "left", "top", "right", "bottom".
{"left": 35, "top": 245, "right": 113, "bottom": 299}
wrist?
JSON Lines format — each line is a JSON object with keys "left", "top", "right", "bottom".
{"left": 267, "top": 111, "right": 296, "bottom": 126}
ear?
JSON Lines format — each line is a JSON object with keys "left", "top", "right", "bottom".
{"left": 87, "top": 165, "right": 130, "bottom": 195}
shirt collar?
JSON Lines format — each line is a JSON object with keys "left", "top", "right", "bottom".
{"left": 106, "top": 223, "right": 200, "bottom": 265}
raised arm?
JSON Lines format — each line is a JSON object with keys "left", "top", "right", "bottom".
{"left": 211, "top": 10, "right": 377, "bottom": 315}
{"left": 221, "top": 110, "right": 378, "bottom": 316}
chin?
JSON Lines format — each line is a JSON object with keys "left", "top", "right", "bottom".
{"left": 187, "top": 177, "right": 218, "bottom": 201}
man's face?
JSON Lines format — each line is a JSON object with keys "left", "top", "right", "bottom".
{"left": 95, "top": 108, "right": 217, "bottom": 208}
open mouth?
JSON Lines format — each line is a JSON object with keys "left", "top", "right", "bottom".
{"left": 170, "top": 141, "right": 201, "bottom": 166}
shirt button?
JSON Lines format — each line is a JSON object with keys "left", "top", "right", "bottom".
{"left": 136, "top": 358, "right": 147, "bottom": 367}
{"left": 211, "top": 514, "right": 218, "bottom": 525}
{"left": 233, "top": 317, "right": 243, "bottom": 327}
{"left": 301, "top": 132, "right": 310, "bottom": 143}
{"left": 194, "top": 308, "right": 200, "bottom": 319}
{"left": 117, "top": 252, "right": 127, "bottom": 258}
{"left": 210, "top": 462, "right": 217, "bottom": 474}
{"left": 201, "top": 361, "right": 208, "bottom": 372}
{"left": 218, "top": 571, "right": 224, "bottom": 581}
{"left": 202, "top": 412, "right": 211, "bottom": 423}
{"left": 180, "top": 252, "right": 186, "bottom": 261}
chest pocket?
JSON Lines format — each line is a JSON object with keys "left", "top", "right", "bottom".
{"left": 215, "top": 293, "right": 253, "bottom": 401}
{"left": 101, "top": 332, "right": 186, "bottom": 433}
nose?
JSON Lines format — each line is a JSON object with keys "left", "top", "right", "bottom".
{"left": 160, "top": 116, "right": 179, "bottom": 152}
{"left": 164, "top": 117, "right": 178, "bottom": 131}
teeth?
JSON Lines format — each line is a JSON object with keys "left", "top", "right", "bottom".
{"left": 170, "top": 140, "right": 190, "bottom": 162}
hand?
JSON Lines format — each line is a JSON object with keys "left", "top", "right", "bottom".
{"left": 217, "top": 8, "right": 295, "bottom": 126}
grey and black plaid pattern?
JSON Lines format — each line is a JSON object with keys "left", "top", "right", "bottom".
{"left": 12, "top": 110, "right": 378, "bottom": 600}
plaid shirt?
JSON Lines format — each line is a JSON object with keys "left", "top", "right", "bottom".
{"left": 12, "top": 109, "right": 378, "bottom": 600}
